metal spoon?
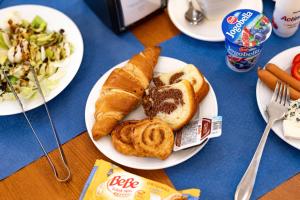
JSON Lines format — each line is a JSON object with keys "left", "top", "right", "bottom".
{"left": 185, "top": 0, "right": 204, "bottom": 25}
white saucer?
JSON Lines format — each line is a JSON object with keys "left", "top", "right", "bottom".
{"left": 168, "top": 0, "right": 263, "bottom": 42}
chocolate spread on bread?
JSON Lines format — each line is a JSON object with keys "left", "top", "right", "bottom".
{"left": 169, "top": 72, "right": 184, "bottom": 84}
{"left": 142, "top": 87, "right": 184, "bottom": 118}
{"left": 153, "top": 77, "right": 165, "bottom": 87}
{"left": 153, "top": 72, "right": 185, "bottom": 87}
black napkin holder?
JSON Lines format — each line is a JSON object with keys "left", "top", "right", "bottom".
{"left": 84, "top": 0, "right": 167, "bottom": 33}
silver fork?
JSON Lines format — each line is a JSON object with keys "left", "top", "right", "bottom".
{"left": 235, "top": 81, "right": 289, "bottom": 200}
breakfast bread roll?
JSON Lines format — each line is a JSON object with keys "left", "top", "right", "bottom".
{"left": 100, "top": 68, "right": 145, "bottom": 98}
{"left": 142, "top": 80, "right": 196, "bottom": 130}
{"left": 111, "top": 120, "right": 139, "bottom": 156}
{"left": 131, "top": 119, "right": 174, "bottom": 160}
{"left": 197, "top": 81, "right": 209, "bottom": 103}
{"left": 265, "top": 63, "right": 300, "bottom": 91}
{"left": 153, "top": 64, "right": 209, "bottom": 103}
{"left": 123, "top": 46, "right": 161, "bottom": 89}
{"left": 93, "top": 89, "right": 140, "bottom": 134}
{"left": 92, "top": 47, "right": 161, "bottom": 140}
{"left": 257, "top": 68, "right": 300, "bottom": 100}
{"left": 111, "top": 119, "right": 174, "bottom": 160}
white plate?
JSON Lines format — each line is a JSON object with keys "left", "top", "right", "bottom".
{"left": 85, "top": 56, "right": 218, "bottom": 170}
{"left": 0, "top": 5, "right": 83, "bottom": 115}
{"left": 168, "top": 0, "right": 263, "bottom": 42}
{"left": 256, "top": 46, "right": 300, "bottom": 150}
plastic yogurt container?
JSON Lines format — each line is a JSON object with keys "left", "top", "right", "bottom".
{"left": 221, "top": 9, "right": 272, "bottom": 72}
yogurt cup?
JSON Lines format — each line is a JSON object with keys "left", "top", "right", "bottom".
{"left": 221, "top": 9, "right": 272, "bottom": 72}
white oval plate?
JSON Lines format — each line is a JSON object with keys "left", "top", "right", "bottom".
{"left": 0, "top": 5, "right": 83, "bottom": 115}
{"left": 256, "top": 46, "right": 300, "bottom": 150}
{"left": 168, "top": 0, "right": 263, "bottom": 42}
{"left": 85, "top": 56, "right": 218, "bottom": 170}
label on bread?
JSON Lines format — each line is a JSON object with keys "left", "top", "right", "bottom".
{"left": 80, "top": 159, "right": 201, "bottom": 200}
{"left": 173, "top": 116, "right": 222, "bottom": 151}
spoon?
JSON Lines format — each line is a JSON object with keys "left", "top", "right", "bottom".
{"left": 185, "top": 0, "right": 204, "bottom": 25}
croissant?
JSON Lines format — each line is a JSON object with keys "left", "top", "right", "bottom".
{"left": 92, "top": 46, "right": 161, "bottom": 140}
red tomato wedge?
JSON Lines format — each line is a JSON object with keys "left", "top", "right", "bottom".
{"left": 291, "top": 62, "right": 300, "bottom": 80}
{"left": 292, "top": 53, "right": 300, "bottom": 65}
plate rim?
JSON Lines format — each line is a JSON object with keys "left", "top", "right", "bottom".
{"left": 0, "top": 4, "right": 84, "bottom": 116}
{"left": 167, "top": 0, "right": 263, "bottom": 42}
{"left": 256, "top": 46, "right": 300, "bottom": 150}
{"left": 85, "top": 56, "right": 218, "bottom": 170}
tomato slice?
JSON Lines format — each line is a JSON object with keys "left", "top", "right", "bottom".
{"left": 292, "top": 53, "right": 300, "bottom": 65}
{"left": 291, "top": 62, "right": 300, "bottom": 80}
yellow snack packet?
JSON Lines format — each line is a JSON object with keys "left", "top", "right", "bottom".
{"left": 80, "top": 160, "right": 200, "bottom": 200}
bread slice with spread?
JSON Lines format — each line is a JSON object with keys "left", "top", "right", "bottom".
{"left": 153, "top": 64, "right": 209, "bottom": 103}
{"left": 142, "top": 80, "right": 196, "bottom": 130}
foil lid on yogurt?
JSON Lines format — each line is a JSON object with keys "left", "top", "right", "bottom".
{"left": 222, "top": 9, "right": 272, "bottom": 47}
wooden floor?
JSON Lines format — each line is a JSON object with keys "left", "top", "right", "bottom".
{"left": 0, "top": 9, "right": 299, "bottom": 200}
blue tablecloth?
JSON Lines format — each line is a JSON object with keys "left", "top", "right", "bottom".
{"left": 163, "top": 0, "right": 300, "bottom": 199}
{"left": 0, "top": 0, "right": 142, "bottom": 180}
{"left": 1, "top": 0, "right": 299, "bottom": 199}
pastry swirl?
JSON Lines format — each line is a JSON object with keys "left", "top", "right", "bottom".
{"left": 131, "top": 119, "right": 174, "bottom": 160}
{"left": 111, "top": 121, "right": 139, "bottom": 156}
{"left": 111, "top": 119, "right": 174, "bottom": 160}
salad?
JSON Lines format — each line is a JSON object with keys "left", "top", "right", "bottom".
{"left": 0, "top": 15, "right": 73, "bottom": 101}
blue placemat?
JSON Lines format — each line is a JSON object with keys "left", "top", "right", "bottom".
{"left": 163, "top": 0, "right": 300, "bottom": 199}
{"left": 0, "top": 0, "right": 143, "bottom": 180}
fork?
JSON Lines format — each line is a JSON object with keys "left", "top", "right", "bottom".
{"left": 235, "top": 81, "right": 289, "bottom": 200}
